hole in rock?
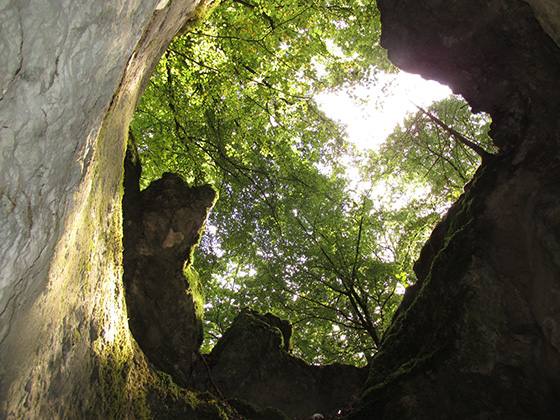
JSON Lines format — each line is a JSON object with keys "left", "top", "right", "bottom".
{"left": 121, "top": 2, "right": 494, "bottom": 418}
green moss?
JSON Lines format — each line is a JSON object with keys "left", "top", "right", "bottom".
{"left": 141, "top": 369, "right": 236, "bottom": 420}
{"left": 93, "top": 331, "right": 135, "bottom": 419}
{"left": 92, "top": 335, "right": 238, "bottom": 420}
{"left": 184, "top": 266, "right": 205, "bottom": 321}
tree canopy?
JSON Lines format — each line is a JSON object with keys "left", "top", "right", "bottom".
{"left": 130, "top": 0, "right": 492, "bottom": 366}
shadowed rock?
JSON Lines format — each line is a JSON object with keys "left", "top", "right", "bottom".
{"left": 191, "top": 308, "right": 367, "bottom": 419}
{"left": 349, "top": 1, "right": 560, "bottom": 419}
{"left": 123, "top": 142, "right": 216, "bottom": 386}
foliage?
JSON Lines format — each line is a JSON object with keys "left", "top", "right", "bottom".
{"left": 376, "top": 96, "right": 495, "bottom": 204}
{"left": 131, "top": 0, "right": 492, "bottom": 367}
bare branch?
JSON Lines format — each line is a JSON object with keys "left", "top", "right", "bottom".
{"left": 414, "top": 104, "right": 493, "bottom": 160}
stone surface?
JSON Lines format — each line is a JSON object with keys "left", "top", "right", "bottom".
{"left": 191, "top": 309, "right": 367, "bottom": 419}
{"left": 377, "top": 0, "right": 560, "bottom": 152}
{"left": 0, "top": 0, "right": 202, "bottom": 417}
{"left": 525, "top": 0, "right": 560, "bottom": 46}
{"left": 0, "top": 0, "right": 155, "bottom": 352}
{"left": 349, "top": 1, "right": 560, "bottom": 419}
{"left": 2, "top": 0, "right": 560, "bottom": 417}
{"left": 123, "top": 142, "right": 217, "bottom": 387}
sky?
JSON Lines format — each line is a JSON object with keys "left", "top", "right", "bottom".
{"left": 316, "top": 71, "right": 453, "bottom": 150}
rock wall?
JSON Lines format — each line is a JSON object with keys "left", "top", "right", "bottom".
{"left": 350, "top": 1, "right": 560, "bottom": 418}
{"left": 525, "top": 0, "right": 560, "bottom": 46}
{"left": 190, "top": 309, "right": 367, "bottom": 419}
{"left": 3, "top": 0, "right": 560, "bottom": 418}
{"left": 123, "top": 142, "right": 217, "bottom": 387}
{"left": 0, "top": 0, "right": 203, "bottom": 417}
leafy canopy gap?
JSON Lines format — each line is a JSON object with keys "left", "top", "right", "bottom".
{"left": 130, "top": 0, "right": 493, "bottom": 366}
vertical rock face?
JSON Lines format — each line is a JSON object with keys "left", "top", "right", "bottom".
{"left": 2, "top": 0, "right": 560, "bottom": 418}
{"left": 191, "top": 308, "right": 367, "bottom": 419}
{"left": 0, "top": 0, "right": 201, "bottom": 417}
{"left": 351, "top": 1, "right": 560, "bottom": 419}
{"left": 1, "top": 0, "right": 153, "bottom": 360}
{"left": 525, "top": 0, "right": 560, "bottom": 46}
{"left": 123, "top": 143, "right": 217, "bottom": 386}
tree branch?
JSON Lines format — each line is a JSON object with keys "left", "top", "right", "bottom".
{"left": 414, "top": 104, "right": 493, "bottom": 160}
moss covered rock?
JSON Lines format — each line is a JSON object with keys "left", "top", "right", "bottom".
{"left": 123, "top": 142, "right": 217, "bottom": 388}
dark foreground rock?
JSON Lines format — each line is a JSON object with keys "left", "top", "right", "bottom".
{"left": 123, "top": 142, "right": 217, "bottom": 387}
{"left": 123, "top": 143, "right": 364, "bottom": 418}
{"left": 191, "top": 309, "right": 367, "bottom": 419}
{"left": 349, "top": 1, "right": 560, "bottom": 419}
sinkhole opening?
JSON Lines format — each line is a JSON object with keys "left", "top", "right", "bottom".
{"left": 122, "top": 0, "right": 494, "bottom": 402}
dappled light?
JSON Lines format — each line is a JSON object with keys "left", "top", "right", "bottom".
{"left": 316, "top": 71, "right": 454, "bottom": 150}
{"left": 4, "top": 0, "right": 560, "bottom": 417}
{"left": 129, "top": 0, "right": 492, "bottom": 369}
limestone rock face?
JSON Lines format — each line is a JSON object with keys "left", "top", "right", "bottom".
{"left": 377, "top": 0, "right": 560, "bottom": 152}
{"left": 123, "top": 144, "right": 216, "bottom": 386}
{"left": 0, "top": 0, "right": 202, "bottom": 417}
{"left": 192, "top": 309, "right": 367, "bottom": 419}
{"left": 350, "top": 1, "right": 560, "bottom": 419}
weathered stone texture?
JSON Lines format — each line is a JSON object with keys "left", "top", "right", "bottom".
{"left": 123, "top": 145, "right": 217, "bottom": 387}
{"left": 0, "top": 0, "right": 201, "bottom": 417}
{"left": 525, "top": 0, "right": 560, "bottom": 46}
{"left": 350, "top": 1, "right": 560, "bottom": 418}
{"left": 3, "top": 0, "right": 560, "bottom": 418}
{"left": 191, "top": 309, "right": 367, "bottom": 419}
{"left": 0, "top": 0, "right": 154, "bottom": 348}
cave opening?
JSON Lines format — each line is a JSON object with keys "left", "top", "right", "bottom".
{"left": 121, "top": 0, "right": 494, "bottom": 417}
{"left": 4, "top": 0, "right": 560, "bottom": 418}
